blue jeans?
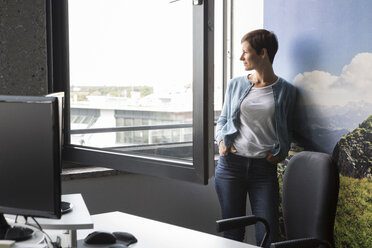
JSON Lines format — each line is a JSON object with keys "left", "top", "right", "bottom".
{"left": 215, "top": 153, "right": 279, "bottom": 247}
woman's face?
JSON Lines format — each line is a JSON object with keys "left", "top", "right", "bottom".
{"left": 240, "top": 41, "right": 262, "bottom": 71}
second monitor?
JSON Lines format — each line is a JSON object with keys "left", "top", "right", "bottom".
{"left": 0, "top": 95, "right": 62, "bottom": 241}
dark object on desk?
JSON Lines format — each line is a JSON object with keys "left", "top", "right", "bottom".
{"left": 216, "top": 151, "right": 339, "bottom": 248}
{"left": 113, "top": 232, "right": 138, "bottom": 246}
{"left": 52, "top": 235, "right": 62, "bottom": 248}
{"left": 4, "top": 226, "right": 34, "bottom": 241}
{"left": 61, "top": 201, "right": 73, "bottom": 214}
{"left": 84, "top": 231, "right": 117, "bottom": 245}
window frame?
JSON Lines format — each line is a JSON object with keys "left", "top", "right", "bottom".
{"left": 47, "top": 0, "right": 215, "bottom": 184}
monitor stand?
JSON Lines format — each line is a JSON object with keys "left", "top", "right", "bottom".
{"left": 0, "top": 214, "right": 34, "bottom": 241}
{"left": 61, "top": 201, "right": 73, "bottom": 214}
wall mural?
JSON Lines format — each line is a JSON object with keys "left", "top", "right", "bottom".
{"left": 264, "top": 0, "right": 371, "bottom": 247}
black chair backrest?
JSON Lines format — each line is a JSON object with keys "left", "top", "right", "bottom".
{"left": 282, "top": 151, "right": 339, "bottom": 246}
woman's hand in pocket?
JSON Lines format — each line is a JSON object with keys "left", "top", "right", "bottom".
{"left": 266, "top": 152, "right": 282, "bottom": 165}
{"left": 219, "top": 141, "right": 237, "bottom": 156}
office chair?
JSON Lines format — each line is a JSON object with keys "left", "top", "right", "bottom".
{"left": 216, "top": 151, "right": 339, "bottom": 248}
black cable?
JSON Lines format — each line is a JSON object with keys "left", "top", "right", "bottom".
{"left": 30, "top": 217, "right": 56, "bottom": 247}
{"left": 30, "top": 217, "right": 43, "bottom": 232}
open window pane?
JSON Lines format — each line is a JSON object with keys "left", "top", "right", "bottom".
{"left": 68, "top": 0, "right": 193, "bottom": 162}
{"left": 49, "top": 0, "right": 214, "bottom": 183}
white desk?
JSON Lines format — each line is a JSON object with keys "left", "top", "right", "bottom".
{"left": 6, "top": 194, "right": 93, "bottom": 248}
{"left": 77, "top": 211, "right": 258, "bottom": 248}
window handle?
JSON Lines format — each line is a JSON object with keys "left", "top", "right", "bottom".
{"left": 193, "top": 0, "right": 203, "bottom": 5}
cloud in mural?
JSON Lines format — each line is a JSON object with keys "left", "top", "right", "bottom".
{"left": 293, "top": 53, "right": 372, "bottom": 106}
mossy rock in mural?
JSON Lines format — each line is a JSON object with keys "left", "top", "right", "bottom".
{"left": 332, "top": 114, "right": 372, "bottom": 248}
{"left": 333, "top": 115, "right": 372, "bottom": 179}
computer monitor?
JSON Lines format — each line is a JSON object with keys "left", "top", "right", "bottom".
{"left": 0, "top": 95, "right": 61, "bottom": 241}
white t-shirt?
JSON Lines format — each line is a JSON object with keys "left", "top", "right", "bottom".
{"left": 233, "top": 82, "right": 278, "bottom": 158}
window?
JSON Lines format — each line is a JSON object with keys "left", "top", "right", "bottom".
{"left": 48, "top": 0, "right": 216, "bottom": 184}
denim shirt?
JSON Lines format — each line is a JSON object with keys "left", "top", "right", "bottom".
{"left": 216, "top": 75, "right": 297, "bottom": 160}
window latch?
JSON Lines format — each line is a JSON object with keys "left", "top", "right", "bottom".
{"left": 193, "top": 0, "right": 203, "bottom": 5}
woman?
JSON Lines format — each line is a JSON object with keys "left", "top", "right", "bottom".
{"left": 215, "top": 29, "right": 296, "bottom": 247}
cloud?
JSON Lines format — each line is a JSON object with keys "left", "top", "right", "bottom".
{"left": 293, "top": 52, "right": 372, "bottom": 106}
{"left": 293, "top": 70, "right": 338, "bottom": 91}
{"left": 338, "top": 53, "right": 372, "bottom": 90}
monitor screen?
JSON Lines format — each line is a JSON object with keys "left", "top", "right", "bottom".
{"left": 0, "top": 95, "right": 61, "bottom": 219}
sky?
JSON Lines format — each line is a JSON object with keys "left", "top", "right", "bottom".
{"left": 68, "top": 0, "right": 192, "bottom": 90}
{"left": 264, "top": 0, "right": 372, "bottom": 106}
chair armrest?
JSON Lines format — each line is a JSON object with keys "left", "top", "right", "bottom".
{"left": 216, "top": 215, "right": 270, "bottom": 247}
{"left": 270, "top": 237, "right": 332, "bottom": 248}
